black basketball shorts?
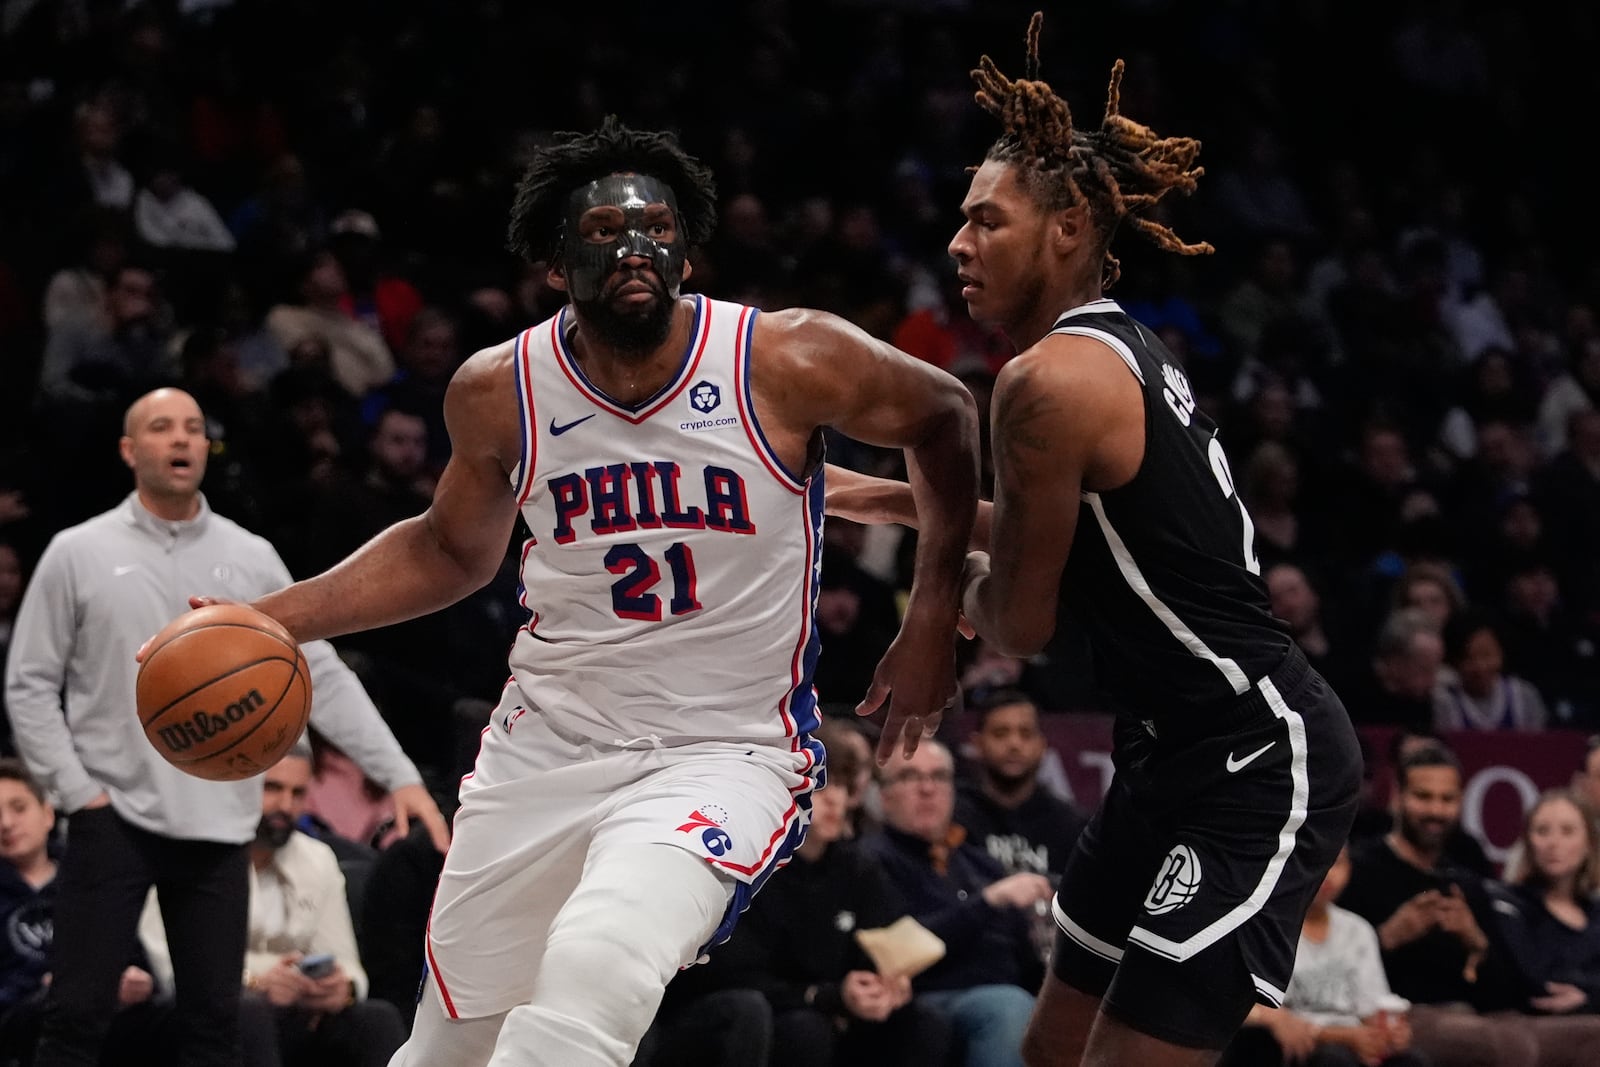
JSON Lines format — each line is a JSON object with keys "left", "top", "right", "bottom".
{"left": 1049, "top": 645, "right": 1361, "bottom": 1049}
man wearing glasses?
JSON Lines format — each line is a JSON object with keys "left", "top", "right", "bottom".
{"left": 865, "top": 740, "right": 1054, "bottom": 1067}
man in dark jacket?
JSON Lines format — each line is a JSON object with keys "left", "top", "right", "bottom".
{"left": 864, "top": 739, "right": 1052, "bottom": 1066}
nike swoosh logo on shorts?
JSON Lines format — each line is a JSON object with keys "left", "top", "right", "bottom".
{"left": 1225, "top": 742, "right": 1275, "bottom": 773}
{"left": 549, "top": 414, "right": 597, "bottom": 436}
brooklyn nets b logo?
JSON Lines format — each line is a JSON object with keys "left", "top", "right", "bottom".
{"left": 1144, "top": 844, "right": 1203, "bottom": 915}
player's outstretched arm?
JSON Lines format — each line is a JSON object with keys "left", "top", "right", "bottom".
{"left": 253, "top": 346, "right": 522, "bottom": 644}
{"left": 823, "top": 462, "right": 992, "bottom": 551}
{"left": 756, "top": 309, "right": 980, "bottom": 761}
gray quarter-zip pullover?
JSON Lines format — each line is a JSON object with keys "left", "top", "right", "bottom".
{"left": 4, "top": 492, "right": 422, "bottom": 843}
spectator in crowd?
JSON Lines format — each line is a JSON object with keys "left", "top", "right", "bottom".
{"left": 302, "top": 737, "right": 398, "bottom": 854}
{"left": 1352, "top": 728, "right": 1497, "bottom": 879}
{"left": 1436, "top": 347, "right": 1538, "bottom": 464}
{"left": 653, "top": 771, "right": 950, "bottom": 1067}
{"left": 57, "top": 99, "right": 133, "bottom": 215}
{"left": 0, "top": 539, "right": 21, "bottom": 757}
{"left": 360, "top": 306, "right": 463, "bottom": 478}
{"left": 1483, "top": 790, "right": 1600, "bottom": 1056}
{"left": 36, "top": 264, "right": 174, "bottom": 410}
{"left": 810, "top": 544, "right": 902, "bottom": 708}
{"left": 39, "top": 208, "right": 128, "bottom": 338}
{"left": 1495, "top": 555, "right": 1600, "bottom": 729}
{"left": 132, "top": 144, "right": 236, "bottom": 255}
{"left": 1241, "top": 439, "right": 1318, "bottom": 572}
{"left": 327, "top": 210, "right": 423, "bottom": 355}
{"left": 265, "top": 247, "right": 395, "bottom": 399}
{"left": 1352, "top": 609, "right": 1446, "bottom": 730}
{"left": 954, "top": 689, "right": 1085, "bottom": 969}
{"left": 1535, "top": 408, "right": 1600, "bottom": 610}
{"left": 813, "top": 716, "right": 877, "bottom": 839}
{"left": 0, "top": 759, "right": 164, "bottom": 1067}
{"left": 1573, "top": 738, "right": 1600, "bottom": 818}
{"left": 2, "top": 387, "right": 444, "bottom": 1067}
{"left": 1391, "top": 562, "right": 1466, "bottom": 634}
{"left": 1339, "top": 422, "right": 1427, "bottom": 572}
{"left": 864, "top": 739, "right": 1047, "bottom": 1067}
{"left": 1496, "top": 786, "right": 1600, "bottom": 972}
{"left": 1432, "top": 611, "right": 1549, "bottom": 732}
{"left": 1223, "top": 843, "right": 1428, "bottom": 1067}
{"left": 1338, "top": 743, "right": 1536, "bottom": 1066}
{"left": 954, "top": 689, "right": 1084, "bottom": 882}
{"left": 357, "top": 817, "right": 448, "bottom": 1031}
{"left": 629, "top": 980, "right": 771, "bottom": 1067}
{"left": 1535, "top": 342, "right": 1599, "bottom": 460}
{"left": 1266, "top": 562, "right": 1359, "bottom": 698}
{"left": 139, "top": 745, "right": 407, "bottom": 1067}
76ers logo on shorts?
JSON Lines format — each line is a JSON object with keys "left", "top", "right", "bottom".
{"left": 1144, "top": 844, "right": 1203, "bottom": 915}
{"left": 677, "top": 807, "right": 734, "bottom": 857}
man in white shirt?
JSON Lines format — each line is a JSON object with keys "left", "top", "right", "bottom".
{"left": 141, "top": 745, "right": 405, "bottom": 1067}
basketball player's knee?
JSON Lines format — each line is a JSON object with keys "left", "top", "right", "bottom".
{"left": 540, "top": 926, "right": 669, "bottom": 1027}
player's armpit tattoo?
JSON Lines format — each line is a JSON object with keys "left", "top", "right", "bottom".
{"left": 995, "top": 390, "right": 1056, "bottom": 470}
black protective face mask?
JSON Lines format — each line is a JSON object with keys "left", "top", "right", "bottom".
{"left": 558, "top": 173, "right": 687, "bottom": 302}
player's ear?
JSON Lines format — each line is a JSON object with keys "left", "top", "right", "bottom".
{"left": 545, "top": 260, "right": 569, "bottom": 293}
{"left": 1051, "top": 203, "right": 1091, "bottom": 254}
{"left": 118, "top": 435, "right": 136, "bottom": 470}
{"left": 681, "top": 256, "right": 694, "bottom": 284}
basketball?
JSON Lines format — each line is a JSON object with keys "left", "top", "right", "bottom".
{"left": 136, "top": 604, "right": 312, "bottom": 782}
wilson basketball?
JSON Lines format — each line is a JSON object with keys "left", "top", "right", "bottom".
{"left": 136, "top": 604, "right": 312, "bottom": 782}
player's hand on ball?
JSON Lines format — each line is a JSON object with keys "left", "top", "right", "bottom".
{"left": 135, "top": 597, "right": 238, "bottom": 662}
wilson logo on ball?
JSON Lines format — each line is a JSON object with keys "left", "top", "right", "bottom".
{"left": 155, "top": 688, "right": 266, "bottom": 753}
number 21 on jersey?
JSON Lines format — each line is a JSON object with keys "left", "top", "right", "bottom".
{"left": 607, "top": 541, "right": 702, "bottom": 621}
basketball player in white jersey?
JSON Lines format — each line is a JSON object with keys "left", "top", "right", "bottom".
{"left": 193, "top": 116, "right": 979, "bottom": 1067}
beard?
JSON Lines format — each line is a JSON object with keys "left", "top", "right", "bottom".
{"left": 1399, "top": 814, "right": 1451, "bottom": 854}
{"left": 987, "top": 767, "right": 1038, "bottom": 793}
{"left": 573, "top": 272, "right": 675, "bottom": 353}
{"left": 255, "top": 812, "right": 294, "bottom": 850}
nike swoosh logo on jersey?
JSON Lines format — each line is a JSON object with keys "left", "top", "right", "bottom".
{"left": 1225, "top": 742, "right": 1275, "bottom": 773}
{"left": 549, "top": 414, "right": 597, "bottom": 436}
{"left": 113, "top": 564, "right": 140, "bottom": 577}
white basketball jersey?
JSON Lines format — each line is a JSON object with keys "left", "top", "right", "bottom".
{"left": 506, "top": 295, "right": 824, "bottom": 751}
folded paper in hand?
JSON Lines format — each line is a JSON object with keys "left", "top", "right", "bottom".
{"left": 853, "top": 916, "right": 946, "bottom": 979}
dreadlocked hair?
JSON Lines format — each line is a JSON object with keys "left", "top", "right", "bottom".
{"left": 971, "top": 11, "right": 1213, "bottom": 288}
{"left": 506, "top": 115, "right": 718, "bottom": 264}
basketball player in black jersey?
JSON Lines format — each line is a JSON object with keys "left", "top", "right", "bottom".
{"left": 826, "top": 13, "right": 1361, "bottom": 1066}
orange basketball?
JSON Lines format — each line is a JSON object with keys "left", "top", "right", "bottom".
{"left": 136, "top": 603, "right": 312, "bottom": 782}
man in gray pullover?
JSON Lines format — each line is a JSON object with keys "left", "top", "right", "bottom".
{"left": 3, "top": 387, "right": 448, "bottom": 1067}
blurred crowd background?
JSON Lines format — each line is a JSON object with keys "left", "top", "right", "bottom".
{"left": 3, "top": 1, "right": 1600, "bottom": 1064}
{"left": 5, "top": 0, "right": 1599, "bottom": 773}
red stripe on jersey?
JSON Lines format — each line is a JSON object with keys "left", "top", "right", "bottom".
{"left": 734, "top": 308, "right": 805, "bottom": 494}
{"left": 515, "top": 327, "right": 539, "bottom": 506}
{"left": 424, "top": 933, "right": 459, "bottom": 1019}
{"left": 553, "top": 297, "right": 713, "bottom": 423}
{"left": 775, "top": 489, "right": 819, "bottom": 764}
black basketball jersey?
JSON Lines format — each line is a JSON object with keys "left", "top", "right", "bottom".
{"left": 1051, "top": 299, "right": 1291, "bottom": 715}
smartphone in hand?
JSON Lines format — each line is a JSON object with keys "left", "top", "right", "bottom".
{"left": 296, "top": 953, "right": 336, "bottom": 980}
